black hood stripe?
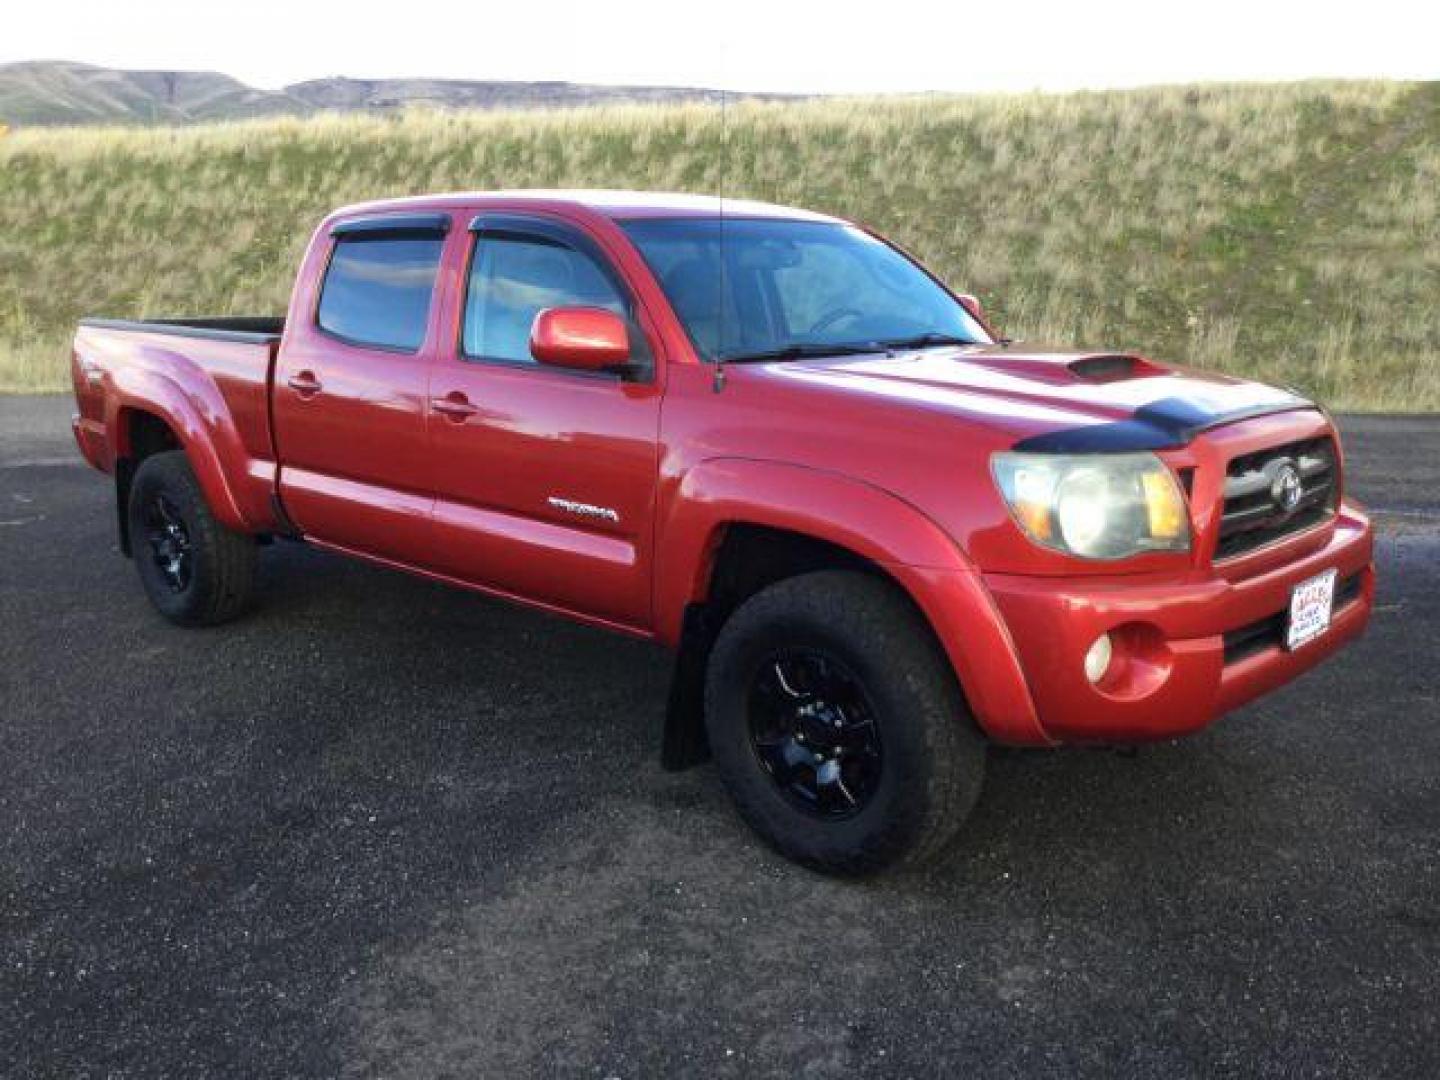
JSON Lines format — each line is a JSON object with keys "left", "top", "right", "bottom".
{"left": 1012, "top": 395, "right": 1314, "bottom": 453}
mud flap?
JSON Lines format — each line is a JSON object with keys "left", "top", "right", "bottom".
{"left": 115, "top": 458, "right": 134, "bottom": 557}
{"left": 662, "top": 604, "right": 715, "bottom": 770}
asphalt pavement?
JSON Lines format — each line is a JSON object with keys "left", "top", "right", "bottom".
{"left": 2, "top": 395, "right": 1436, "bottom": 1078}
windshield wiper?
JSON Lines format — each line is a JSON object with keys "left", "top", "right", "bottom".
{"left": 871, "top": 332, "right": 975, "bottom": 352}
{"left": 717, "top": 342, "right": 883, "bottom": 364}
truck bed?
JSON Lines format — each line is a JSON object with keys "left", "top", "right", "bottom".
{"left": 71, "top": 315, "right": 288, "bottom": 534}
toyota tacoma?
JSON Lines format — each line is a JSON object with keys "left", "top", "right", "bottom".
{"left": 70, "top": 191, "right": 1375, "bottom": 873}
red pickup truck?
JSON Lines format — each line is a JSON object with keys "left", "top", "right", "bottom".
{"left": 71, "top": 190, "right": 1374, "bottom": 873}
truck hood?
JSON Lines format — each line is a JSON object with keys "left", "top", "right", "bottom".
{"left": 770, "top": 344, "right": 1314, "bottom": 451}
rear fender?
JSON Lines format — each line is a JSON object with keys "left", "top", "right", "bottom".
{"left": 106, "top": 354, "right": 253, "bottom": 533}
{"left": 656, "top": 458, "right": 1048, "bottom": 746}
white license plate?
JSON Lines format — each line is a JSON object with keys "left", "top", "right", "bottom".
{"left": 1287, "top": 568, "right": 1338, "bottom": 650}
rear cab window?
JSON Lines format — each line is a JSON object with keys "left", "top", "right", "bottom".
{"left": 317, "top": 229, "right": 445, "bottom": 352}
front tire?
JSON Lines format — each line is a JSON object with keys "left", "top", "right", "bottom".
{"left": 127, "top": 450, "right": 256, "bottom": 626}
{"left": 704, "top": 571, "right": 986, "bottom": 875}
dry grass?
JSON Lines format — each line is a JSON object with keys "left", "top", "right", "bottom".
{"left": 1, "top": 82, "right": 1436, "bottom": 407}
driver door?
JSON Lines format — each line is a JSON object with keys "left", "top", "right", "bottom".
{"left": 426, "top": 214, "right": 663, "bottom": 631}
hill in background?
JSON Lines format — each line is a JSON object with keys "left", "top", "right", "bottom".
{"left": 0, "top": 61, "right": 304, "bottom": 125}
{"left": 0, "top": 61, "right": 770, "bottom": 127}
{"left": 285, "top": 76, "right": 741, "bottom": 113}
{"left": 1, "top": 81, "right": 1436, "bottom": 408}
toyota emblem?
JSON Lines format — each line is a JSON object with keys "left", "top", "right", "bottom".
{"left": 1270, "top": 461, "right": 1303, "bottom": 513}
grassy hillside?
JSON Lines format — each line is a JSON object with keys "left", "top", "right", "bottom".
{"left": 2, "top": 82, "right": 1437, "bottom": 407}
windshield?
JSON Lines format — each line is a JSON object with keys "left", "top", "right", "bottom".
{"left": 620, "top": 217, "right": 991, "bottom": 362}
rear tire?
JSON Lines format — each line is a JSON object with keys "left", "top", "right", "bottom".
{"left": 704, "top": 571, "right": 986, "bottom": 875}
{"left": 127, "top": 450, "right": 256, "bottom": 626}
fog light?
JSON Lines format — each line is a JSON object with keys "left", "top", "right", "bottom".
{"left": 1084, "top": 634, "right": 1114, "bottom": 684}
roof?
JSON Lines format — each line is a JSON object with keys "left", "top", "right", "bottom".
{"left": 327, "top": 189, "right": 843, "bottom": 224}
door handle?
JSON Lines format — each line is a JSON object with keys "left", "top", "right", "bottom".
{"left": 432, "top": 394, "right": 479, "bottom": 421}
{"left": 287, "top": 371, "right": 323, "bottom": 397}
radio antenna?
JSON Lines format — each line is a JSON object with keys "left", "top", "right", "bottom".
{"left": 713, "top": 74, "right": 729, "bottom": 393}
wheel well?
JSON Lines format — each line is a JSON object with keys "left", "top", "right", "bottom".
{"left": 115, "top": 410, "right": 181, "bottom": 556}
{"left": 124, "top": 410, "right": 181, "bottom": 463}
{"left": 662, "top": 523, "right": 891, "bottom": 771}
{"left": 703, "top": 524, "right": 879, "bottom": 627}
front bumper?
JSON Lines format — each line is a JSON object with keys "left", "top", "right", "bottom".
{"left": 980, "top": 504, "right": 1374, "bottom": 743}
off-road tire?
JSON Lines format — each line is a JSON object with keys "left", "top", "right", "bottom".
{"left": 704, "top": 570, "right": 986, "bottom": 875}
{"left": 127, "top": 450, "right": 256, "bottom": 626}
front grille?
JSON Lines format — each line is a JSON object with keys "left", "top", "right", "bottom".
{"left": 1215, "top": 436, "right": 1338, "bottom": 559}
{"left": 1222, "top": 571, "right": 1363, "bottom": 664}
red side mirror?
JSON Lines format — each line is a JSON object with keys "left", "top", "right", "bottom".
{"left": 530, "top": 307, "right": 630, "bottom": 371}
{"left": 958, "top": 293, "right": 985, "bottom": 323}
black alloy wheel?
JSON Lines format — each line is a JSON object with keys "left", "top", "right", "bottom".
{"left": 141, "top": 491, "right": 195, "bottom": 593}
{"left": 747, "top": 649, "right": 884, "bottom": 819}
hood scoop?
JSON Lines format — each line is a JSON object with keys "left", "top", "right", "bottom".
{"left": 1066, "top": 353, "right": 1160, "bottom": 382}
{"left": 947, "top": 348, "right": 1163, "bottom": 385}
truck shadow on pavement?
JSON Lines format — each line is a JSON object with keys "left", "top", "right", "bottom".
{"left": 240, "top": 535, "right": 1398, "bottom": 901}
{"left": 248, "top": 538, "right": 1249, "bottom": 873}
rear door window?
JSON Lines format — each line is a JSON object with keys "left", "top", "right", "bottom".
{"left": 317, "top": 236, "right": 444, "bottom": 351}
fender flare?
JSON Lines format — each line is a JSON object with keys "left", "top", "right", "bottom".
{"left": 655, "top": 458, "right": 1048, "bottom": 747}
{"left": 105, "top": 355, "right": 254, "bottom": 534}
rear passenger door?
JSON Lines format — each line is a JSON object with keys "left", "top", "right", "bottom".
{"left": 273, "top": 214, "right": 447, "bottom": 566}
{"left": 426, "top": 213, "right": 663, "bottom": 631}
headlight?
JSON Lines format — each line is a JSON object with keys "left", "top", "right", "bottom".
{"left": 991, "top": 452, "right": 1191, "bottom": 559}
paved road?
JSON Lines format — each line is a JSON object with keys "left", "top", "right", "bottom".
{"left": 2, "top": 395, "right": 1437, "bottom": 1078}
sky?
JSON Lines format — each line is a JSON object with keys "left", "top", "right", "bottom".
{"left": 4, "top": 0, "right": 1438, "bottom": 94}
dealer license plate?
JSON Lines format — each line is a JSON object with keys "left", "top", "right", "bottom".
{"left": 1287, "top": 568, "right": 1338, "bottom": 650}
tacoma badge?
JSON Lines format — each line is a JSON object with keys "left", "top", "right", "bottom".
{"left": 548, "top": 496, "right": 620, "bottom": 524}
